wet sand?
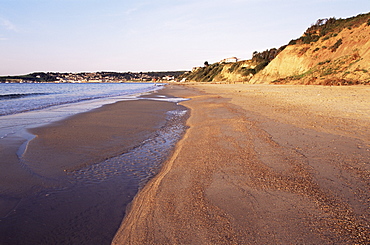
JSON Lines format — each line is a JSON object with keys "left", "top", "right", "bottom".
{"left": 0, "top": 90, "right": 188, "bottom": 244}
{"left": 112, "top": 84, "right": 370, "bottom": 244}
{"left": 23, "top": 99, "right": 179, "bottom": 177}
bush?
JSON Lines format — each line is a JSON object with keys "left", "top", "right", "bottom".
{"left": 318, "top": 59, "right": 331, "bottom": 65}
{"left": 322, "top": 36, "right": 330, "bottom": 41}
{"left": 288, "top": 39, "right": 297, "bottom": 45}
{"left": 254, "top": 61, "right": 269, "bottom": 73}
{"left": 301, "top": 34, "right": 320, "bottom": 44}
{"left": 252, "top": 46, "right": 286, "bottom": 63}
{"left": 240, "top": 67, "right": 256, "bottom": 76}
{"left": 329, "top": 38, "right": 343, "bottom": 52}
{"left": 228, "top": 63, "right": 240, "bottom": 73}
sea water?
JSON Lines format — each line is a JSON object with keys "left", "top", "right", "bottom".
{"left": 0, "top": 83, "right": 163, "bottom": 140}
{"left": 0, "top": 82, "right": 162, "bottom": 116}
{"left": 0, "top": 82, "right": 189, "bottom": 244}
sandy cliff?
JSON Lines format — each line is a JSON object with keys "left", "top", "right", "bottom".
{"left": 181, "top": 13, "right": 370, "bottom": 85}
{"left": 250, "top": 22, "right": 370, "bottom": 85}
{"left": 214, "top": 60, "right": 256, "bottom": 82}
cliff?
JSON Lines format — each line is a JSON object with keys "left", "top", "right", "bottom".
{"left": 180, "top": 48, "right": 285, "bottom": 83}
{"left": 250, "top": 13, "right": 370, "bottom": 85}
{"left": 183, "top": 60, "right": 259, "bottom": 83}
{"left": 182, "top": 12, "right": 370, "bottom": 85}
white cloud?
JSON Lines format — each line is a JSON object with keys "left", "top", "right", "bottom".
{"left": 0, "top": 18, "right": 17, "bottom": 32}
{"left": 123, "top": 1, "right": 151, "bottom": 16}
{"left": 124, "top": 7, "right": 139, "bottom": 15}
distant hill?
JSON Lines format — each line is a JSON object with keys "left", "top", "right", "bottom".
{"left": 0, "top": 71, "right": 186, "bottom": 83}
{"left": 181, "top": 12, "right": 370, "bottom": 85}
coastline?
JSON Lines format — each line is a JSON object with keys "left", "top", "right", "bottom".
{"left": 0, "top": 87, "right": 189, "bottom": 244}
{"left": 112, "top": 84, "right": 370, "bottom": 244}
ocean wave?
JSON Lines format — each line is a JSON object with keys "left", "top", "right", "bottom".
{"left": 0, "top": 83, "right": 161, "bottom": 116}
{"left": 0, "top": 95, "right": 125, "bottom": 116}
{"left": 0, "top": 93, "right": 50, "bottom": 100}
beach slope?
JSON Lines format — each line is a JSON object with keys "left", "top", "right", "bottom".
{"left": 112, "top": 84, "right": 370, "bottom": 244}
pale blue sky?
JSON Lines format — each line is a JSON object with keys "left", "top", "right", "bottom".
{"left": 0, "top": 0, "right": 369, "bottom": 75}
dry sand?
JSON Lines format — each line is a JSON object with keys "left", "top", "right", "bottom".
{"left": 112, "top": 84, "right": 369, "bottom": 244}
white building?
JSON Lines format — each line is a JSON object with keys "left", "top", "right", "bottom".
{"left": 220, "top": 57, "right": 238, "bottom": 63}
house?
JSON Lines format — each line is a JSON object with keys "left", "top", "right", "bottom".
{"left": 220, "top": 57, "right": 238, "bottom": 63}
{"left": 162, "top": 76, "right": 175, "bottom": 81}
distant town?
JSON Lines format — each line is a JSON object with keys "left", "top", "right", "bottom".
{"left": 0, "top": 71, "right": 186, "bottom": 83}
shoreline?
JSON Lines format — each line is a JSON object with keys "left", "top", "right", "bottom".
{"left": 112, "top": 84, "right": 370, "bottom": 244}
{"left": 0, "top": 87, "right": 189, "bottom": 244}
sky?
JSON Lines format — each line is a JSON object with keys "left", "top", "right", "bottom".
{"left": 0, "top": 0, "right": 369, "bottom": 75}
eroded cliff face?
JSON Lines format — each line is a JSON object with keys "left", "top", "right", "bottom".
{"left": 250, "top": 23, "right": 370, "bottom": 85}
{"left": 184, "top": 60, "right": 258, "bottom": 83}
{"left": 213, "top": 60, "right": 256, "bottom": 82}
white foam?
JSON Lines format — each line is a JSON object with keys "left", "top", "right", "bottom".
{"left": 143, "top": 97, "right": 189, "bottom": 103}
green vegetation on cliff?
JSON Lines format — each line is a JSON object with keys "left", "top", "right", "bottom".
{"left": 184, "top": 63, "right": 224, "bottom": 83}
{"left": 289, "top": 12, "right": 370, "bottom": 45}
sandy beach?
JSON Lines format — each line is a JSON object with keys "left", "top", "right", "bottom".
{"left": 113, "top": 84, "right": 370, "bottom": 244}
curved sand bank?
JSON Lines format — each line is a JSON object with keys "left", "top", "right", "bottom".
{"left": 112, "top": 84, "right": 369, "bottom": 244}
